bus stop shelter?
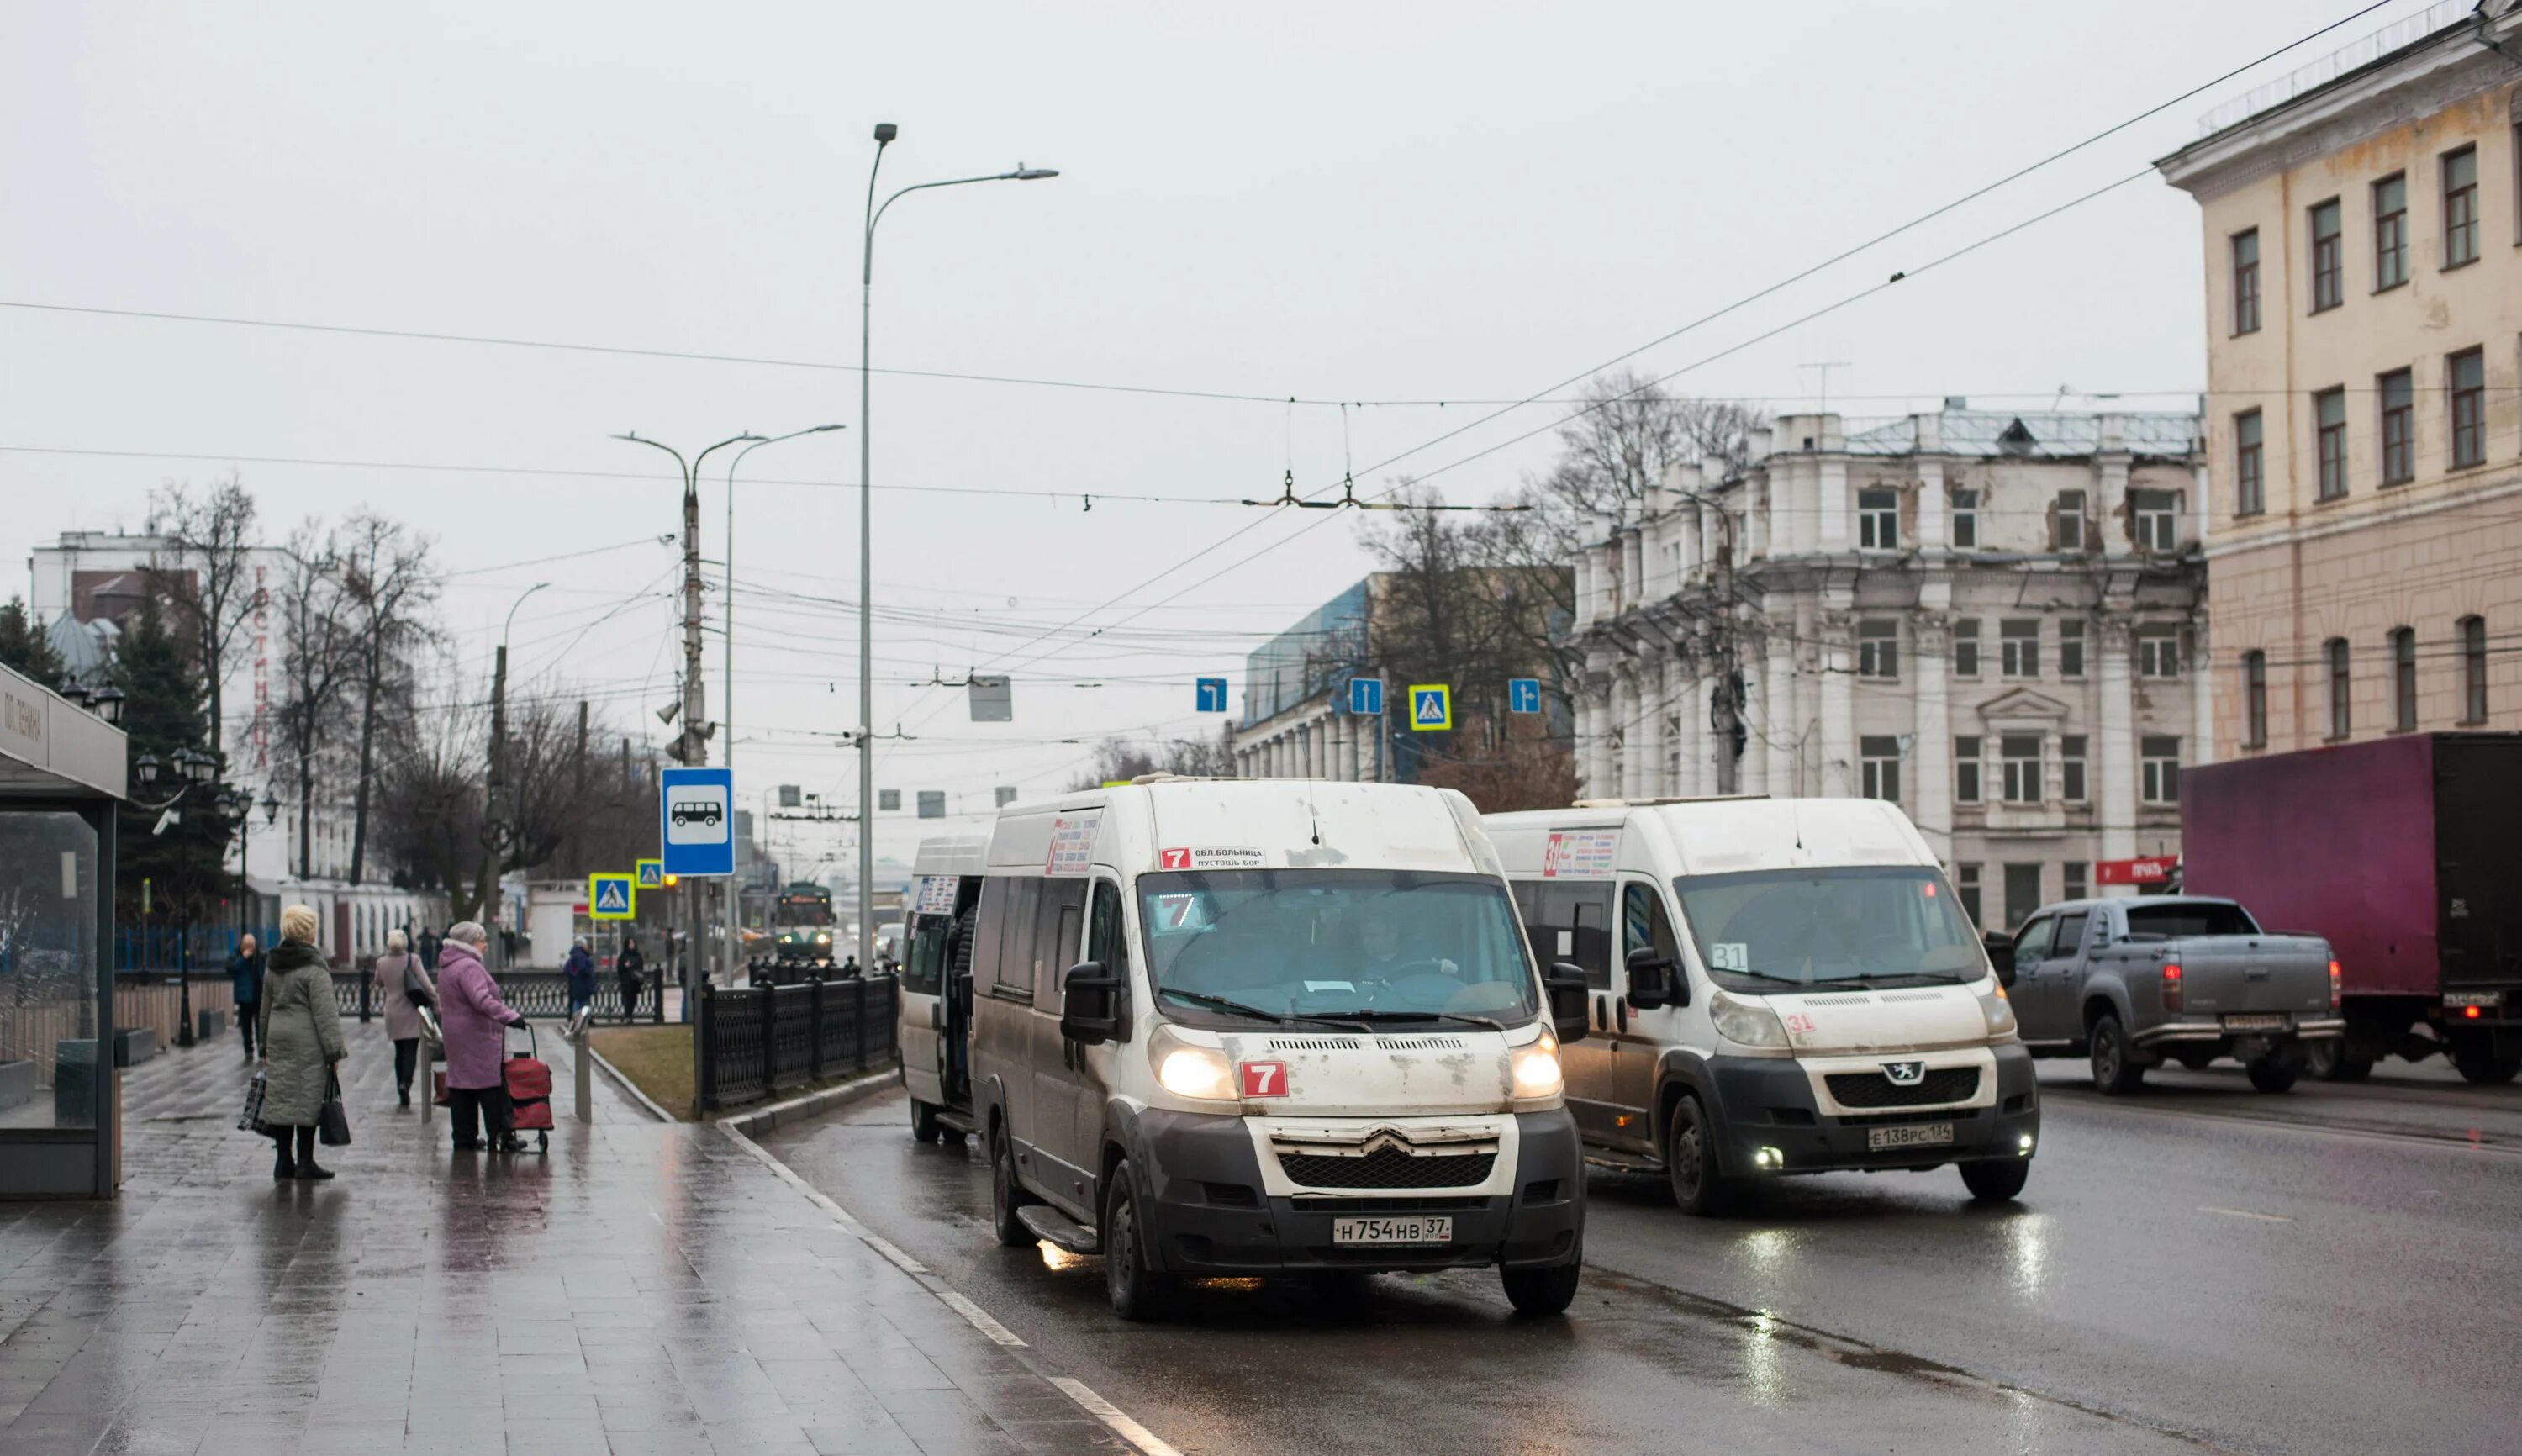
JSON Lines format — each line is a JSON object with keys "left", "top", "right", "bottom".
{"left": 0, "top": 659, "right": 126, "bottom": 1198}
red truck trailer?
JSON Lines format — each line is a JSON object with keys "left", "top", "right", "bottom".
{"left": 2182, "top": 732, "right": 2522, "bottom": 1084}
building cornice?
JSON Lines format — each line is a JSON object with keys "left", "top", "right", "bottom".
{"left": 2203, "top": 470, "right": 2522, "bottom": 562}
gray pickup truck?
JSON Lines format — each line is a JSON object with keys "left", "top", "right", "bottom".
{"left": 1990, "top": 896, "right": 2345, "bottom": 1094}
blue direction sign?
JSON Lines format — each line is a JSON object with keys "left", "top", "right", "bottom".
{"left": 1348, "top": 677, "right": 1384, "bottom": 715}
{"left": 659, "top": 767, "right": 735, "bottom": 878}
{"left": 1195, "top": 677, "right": 1228, "bottom": 712}
{"left": 1409, "top": 684, "right": 1453, "bottom": 732}
{"left": 1508, "top": 678, "right": 1543, "bottom": 715}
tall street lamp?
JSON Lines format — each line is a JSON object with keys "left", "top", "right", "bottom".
{"left": 723, "top": 425, "right": 846, "bottom": 785}
{"left": 859, "top": 122, "right": 1057, "bottom": 973}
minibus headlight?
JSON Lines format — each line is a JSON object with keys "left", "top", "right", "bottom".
{"left": 1148, "top": 1027, "right": 1235, "bottom": 1101}
{"left": 1510, "top": 1042, "right": 1564, "bottom": 1098}
{"left": 1708, "top": 989, "right": 1790, "bottom": 1049}
{"left": 1975, "top": 977, "right": 2018, "bottom": 1038}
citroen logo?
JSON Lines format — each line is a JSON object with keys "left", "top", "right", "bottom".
{"left": 1882, "top": 1061, "right": 1927, "bottom": 1086}
{"left": 1359, "top": 1131, "right": 1412, "bottom": 1155}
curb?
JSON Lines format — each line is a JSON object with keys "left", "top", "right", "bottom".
{"left": 718, "top": 1065, "right": 898, "bottom": 1137}
{"left": 583, "top": 1042, "right": 678, "bottom": 1124}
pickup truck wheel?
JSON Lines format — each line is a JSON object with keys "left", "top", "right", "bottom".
{"left": 1500, "top": 1248, "right": 1583, "bottom": 1316}
{"left": 1665, "top": 1095, "right": 1736, "bottom": 1216}
{"left": 1959, "top": 1158, "right": 2029, "bottom": 1203}
{"left": 1104, "top": 1159, "right": 1174, "bottom": 1321}
{"left": 2451, "top": 1042, "right": 2522, "bottom": 1085}
{"left": 989, "top": 1126, "right": 1033, "bottom": 1248}
{"left": 910, "top": 1099, "right": 942, "bottom": 1144}
{"left": 2304, "top": 1040, "right": 2373, "bottom": 1082}
{"left": 2245, "top": 1056, "right": 2300, "bottom": 1094}
{"left": 2088, "top": 1014, "right": 2145, "bottom": 1095}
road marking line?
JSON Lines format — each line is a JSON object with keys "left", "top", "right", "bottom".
{"left": 2199, "top": 1205, "right": 2293, "bottom": 1223}
{"left": 1050, "top": 1376, "right": 1184, "bottom": 1456}
{"left": 861, "top": 1232, "right": 931, "bottom": 1276}
{"left": 937, "top": 1290, "right": 1026, "bottom": 1347}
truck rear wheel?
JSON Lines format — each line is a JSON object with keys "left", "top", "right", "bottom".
{"left": 1500, "top": 1250, "right": 1582, "bottom": 1316}
{"left": 2304, "top": 1040, "right": 2373, "bottom": 1082}
{"left": 2088, "top": 1014, "right": 2145, "bottom": 1095}
{"left": 1665, "top": 1095, "right": 1736, "bottom": 1216}
{"left": 2245, "top": 1056, "right": 2301, "bottom": 1094}
{"left": 1959, "top": 1158, "right": 2029, "bottom": 1203}
{"left": 2451, "top": 1040, "right": 2522, "bottom": 1085}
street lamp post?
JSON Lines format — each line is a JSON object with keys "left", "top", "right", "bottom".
{"left": 858, "top": 123, "right": 1057, "bottom": 976}
{"left": 722, "top": 425, "right": 845, "bottom": 790}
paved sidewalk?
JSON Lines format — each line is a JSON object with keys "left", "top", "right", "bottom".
{"left": 0, "top": 1022, "right": 1131, "bottom": 1455}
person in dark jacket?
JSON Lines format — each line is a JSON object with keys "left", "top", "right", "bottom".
{"left": 228, "top": 934, "right": 266, "bottom": 1059}
{"left": 563, "top": 938, "right": 597, "bottom": 1016}
{"left": 615, "top": 935, "right": 646, "bottom": 1020}
{"left": 258, "top": 906, "right": 346, "bottom": 1180}
{"left": 417, "top": 925, "right": 441, "bottom": 971}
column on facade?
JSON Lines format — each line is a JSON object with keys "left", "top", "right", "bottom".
{"left": 1671, "top": 654, "right": 1703, "bottom": 798}
{"left": 1576, "top": 673, "right": 1607, "bottom": 799}
{"left": 1764, "top": 630, "right": 1795, "bottom": 796}
{"left": 1642, "top": 655, "right": 1673, "bottom": 799}
{"left": 1611, "top": 671, "right": 1639, "bottom": 799}
{"left": 1817, "top": 452, "right": 1849, "bottom": 551}
{"left": 1622, "top": 528, "right": 1646, "bottom": 610}
{"left": 2097, "top": 617, "right": 2138, "bottom": 886}
{"left": 2096, "top": 416, "right": 2131, "bottom": 558}
{"left": 1818, "top": 607, "right": 1855, "bottom": 798}
{"left": 1912, "top": 609, "right": 1953, "bottom": 858}
{"left": 2189, "top": 616, "right": 2213, "bottom": 773}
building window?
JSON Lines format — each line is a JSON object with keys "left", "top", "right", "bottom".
{"left": 2060, "top": 619, "right": 2087, "bottom": 679}
{"left": 2001, "top": 733, "right": 2043, "bottom": 804}
{"left": 2244, "top": 650, "right": 2268, "bottom": 748}
{"left": 2141, "top": 735, "right": 2182, "bottom": 804}
{"left": 2138, "top": 625, "right": 2182, "bottom": 678}
{"left": 2061, "top": 735, "right": 2088, "bottom": 804}
{"left": 1955, "top": 736, "right": 1982, "bottom": 804}
{"left": 2063, "top": 861, "right": 2089, "bottom": 903}
{"left": 2461, "top": 615, "right": 2488, "bottom": 724}
{"left": 2230, "top": 229, "right": 2260, "bottom": 335}
{"left": 1858, "top": 489, "right": 1898, "bottom": 550}
{"left": 2373, "top": 173, "right": 2408, "bottom": 289}
{"left": 2004, "top": 863, "right": 2044, "bottom": 930}
{"left": 2316, "top": 388, "right": 2348, "bottom": 501}
{"left": 1951, "top": 488, "right": 1979, "bottom": 550}
{"left": 2235, "top": 409, "right": 2265, "bottom": 515}
{"left": 2392, "top": 626, "right": 2419, "bottom": 731}
{"left": 2055, "top": 490, "right": 2087, "bottom": 551}
{"left": 1860, "top": 736, "right": 1902, "bottom": 802}
{"left": 1954, "top": 619, "right": 1981, "bottom": 678}
{"left": 2310, "top": 198, "right": 2342, "bottom": 311}
{"left": 1957, "top": 863, "right": 1983, "bottom": 927}
{"left": 2001, "top": 620, "right": 2040, "bottom": 678}
{"left": 2326, "top": 637, "right": 2351, "bottom": 740}
{"left": 2379, "top": 369, "right": 2414, "bottom": 484}
{"left": 2450, "top": 348, "right": 2486, "bottom": 469}
{"left": 2132, "top": 490, "right": 2178, "bottom": 552}
{"left": 1857, "top": 620, "right": 1899, "bottom": 678}
{"left": 2443, "top": 145, "right": 2478, "bottom": 267}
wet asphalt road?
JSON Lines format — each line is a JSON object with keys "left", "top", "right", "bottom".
{"left": 762, "top": 1060, "right": 2522, "bottom": 1456}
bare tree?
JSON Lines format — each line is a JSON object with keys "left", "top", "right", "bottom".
{"left": 1359, "top": 484, "right": 1571, "bottom": 752}
{"left": 336, "top": 512, "right": 442, "bottom": 884}
{"left": 272, "top": 524, "right": 358, "bottom": 879}
{"left": 1065, "top": 725, "right": 1237, "bottom": 792}
{"left": 145, "top": 475, "right": 261, "bottom": 766}
{"left": 1526, "top": 370, "right": 1769, "bottom": 547}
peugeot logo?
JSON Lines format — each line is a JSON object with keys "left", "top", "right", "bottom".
{"left": 1882, "top": 1061, "right": 1927, "bottom": 1086}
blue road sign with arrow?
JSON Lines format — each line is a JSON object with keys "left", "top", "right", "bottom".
{"left": 1508, "top": 678, "right": 1542, "bottom": 715}
{"left": 1348, "top": 678, "right": 1384, "bottom": 715}
{"left": 1195, "top": 678, "right": 1227, "bottom": 712}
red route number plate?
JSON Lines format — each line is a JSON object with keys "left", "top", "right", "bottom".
{"left": 1241, "top": 1061, "right": 1288, "bottom": 1098}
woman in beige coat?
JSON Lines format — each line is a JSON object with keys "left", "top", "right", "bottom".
{"left": 258, "top": 905, "right": 346, "bottom": 1180}
{"left": 372, "top": 930, "right": 435, "bottom": 1109}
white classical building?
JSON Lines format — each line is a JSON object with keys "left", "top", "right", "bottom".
{"left": 1568, "top": 405, "right": 2211, "bottom": 931}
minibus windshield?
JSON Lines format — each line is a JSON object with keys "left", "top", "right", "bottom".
{"left": 1671, "top": 866, "right": 1984, "bottom": 991}
{"left": 1139, "top": 869, "right": 1538, "bottom": 1027}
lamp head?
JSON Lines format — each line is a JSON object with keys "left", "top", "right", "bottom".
{"left": 90, "top": 686, "right": 125, "bottom": 725}
{"left": 260, "top": 789, "right": 281, "bottom": 826}
{"left": 1013, "top": 165, "right": 1058, "bottom": 181}
{"left": 873, "top": 123, "right": 898, "bottom": 144}
{"left": 134, "top": 752, "right": 161, "bottom": 785}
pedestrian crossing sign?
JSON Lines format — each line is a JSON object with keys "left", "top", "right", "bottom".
{"left": 635, "top": 858, "right": 664, "bottom": 889}
{"left": 1408, "top": 683, "right": 1452, "bottom": 731}
{"left": 588, "top": 873, "right": 636, "bottom": 921}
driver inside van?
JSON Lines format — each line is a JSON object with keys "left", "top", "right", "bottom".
{"left": 1359, "top": 916, "right": 1459, "bottom": 979}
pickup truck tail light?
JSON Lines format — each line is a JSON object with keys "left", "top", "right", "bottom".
{"left": 2161, "top": 963, "right": 2183, "bottom": 1013}
{"left": 2329, "top": 959, "right": 2342, "bottom": 1012}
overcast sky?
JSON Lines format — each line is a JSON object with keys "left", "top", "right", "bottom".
{"left": 0, "top": 0, "right": 2439, "bottom": 878}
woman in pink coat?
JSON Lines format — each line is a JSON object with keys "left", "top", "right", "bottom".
{"left": 435, "top": 921, "right": 529, "bottom": 1153}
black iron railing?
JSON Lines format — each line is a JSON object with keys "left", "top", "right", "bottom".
{"left": 327, "top": 968, "right": 667, "bottom": 1025}
{"left": 695, "top": 974, "right": 897, "bottom": 1110}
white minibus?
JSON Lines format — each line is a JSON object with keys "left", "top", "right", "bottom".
{"left": 1485, "top": 797, "right": 2037, "bottom": 1215}
{"left": 900, "top": 834, "right": 988, "bottom": 1144}
{"left": 969, "top": 778, "right": 1591, "bottom": 1319}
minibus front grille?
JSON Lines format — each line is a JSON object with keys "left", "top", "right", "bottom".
{"left": 1276, "top": 1147, "right": 1497, "bottom": 1190}
{"left": 1372, "top": 1036, "right": 1465, "bottom": 1050}
{"left": 1269, "top": 1037, "right": 1363, "bottom": 1052}
{"left": 1825, "top": 1068, "right": 1981, "bottom": 1109}
{"left": 1800, "top": 994, "right": 1877, "bottom": 1009}
{"left": 1286, "top": 1195, "right": 1491, "bottom": 1213}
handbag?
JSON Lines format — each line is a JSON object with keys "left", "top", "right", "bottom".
{"left": 318, "top": 1070, "right": 351, "bottom": 1147}
{"left": 237, "top": 1069, "right": 268, "bottom": 1134}
{"left": 404, "top": 961, "right": 435, "bottom": 1010}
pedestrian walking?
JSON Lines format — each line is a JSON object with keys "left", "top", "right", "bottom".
{"left": 616, "top": 934, "right": 646, "bottom": 1020}
{"left": 227, "top": 933, "right": 266, "bottom": 1059}
{"left": 257, "top": 905, "right": 346, "bottom": 1181}
{"left": 372, "top": 930, "right": 435, "bottom": 1109}
{"left": 564, "top": 936, "right": 597, "bottom": 1017}
{"left": 436, "top": 921, "right": 529, "bottom": 1153}
{"left": 417, "top": 924, "right": 441, "bottom": 971}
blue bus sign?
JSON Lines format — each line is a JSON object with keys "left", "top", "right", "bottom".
{"left": 659, "top": 767, "right": 735, "bottom": 878}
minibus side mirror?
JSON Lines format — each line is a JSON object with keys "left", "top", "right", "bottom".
{"left": 1982, "top": 931, "right": 2016, "bottom": 987}
{"left": 1544, "top": 962, "right": 1591, "bottom": 1043}
{"left": 1059, "top": 961, "right": 1120, "bottom": 1045}
{"left": 1624, "top": 947, "right": 1686, "bottom": 1010}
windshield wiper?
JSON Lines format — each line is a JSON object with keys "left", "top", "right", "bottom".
{"left": 1308, "top": 1008, "right": 1512, "bottom": 1034}
{"left": 1712, "top": 968, "right": 1813, "bottom": 989}
{"left": 1157, "top": 989, "right": 1357, "bottom": 1030}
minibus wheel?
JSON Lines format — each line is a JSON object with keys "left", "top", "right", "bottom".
{"left": 1103, "top": 1159, "right": 1174, "bottom": 1321}
{"left": 1665, "top": 1095, "right": 1734, "bottom": 1216}
{"left": 989, "top": 1126, "right": 1033, "bottom": 1248}
{"left": 1500, "top": 1253, "right": 1581, "bottom": 1316}
{"left": 1959, "top": 1158, "right": 2030, "bottom": 1203}
{"left": 910, "top": 1100, "right": 942, "bottom": 1144}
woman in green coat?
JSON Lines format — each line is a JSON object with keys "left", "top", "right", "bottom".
{"left": 258, "top": 904, "right": 347, "bottom": 1180}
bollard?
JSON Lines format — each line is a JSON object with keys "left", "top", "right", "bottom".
{"left": 415, "top": 1006, "right": 441, "bottom": 1128}
{"left": 566, "top": 1006, "right": 595, "bottom": 1124}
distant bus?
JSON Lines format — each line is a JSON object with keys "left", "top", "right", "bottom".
{"left": 769, "top": 882, "right": 836, "bottom": 965}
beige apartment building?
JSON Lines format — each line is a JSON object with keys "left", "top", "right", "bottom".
{"left": 2158, "top": 1, "right": 2522, "bottom": 759}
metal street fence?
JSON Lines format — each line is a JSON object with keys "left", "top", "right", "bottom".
{"left": 325, "top": 969, "right": 668, "bottom": 1026}
{"left": 696, "top": 973, "right": 897, "bottom": 1111}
